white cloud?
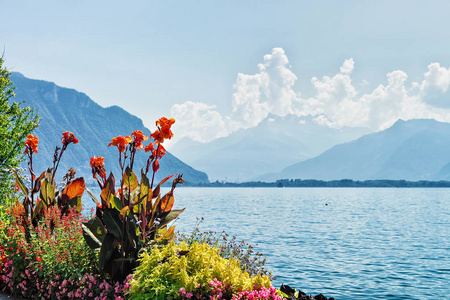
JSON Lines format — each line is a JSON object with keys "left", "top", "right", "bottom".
{"left": 171, "top": 48, "right": 450, "bottom": 143}
{"left": 231, "top": 47, "right": 299, "bottom": 128}
{"left": 170, "top": 101, "right": 229, "bottom": 143}
{"left": 419, "top": 63, "right": 450, "bottom": 108}
{"left": 339, "top": 58, "right": 354, "bottom": 75}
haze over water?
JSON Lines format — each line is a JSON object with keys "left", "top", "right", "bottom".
{"left": 170, "top": 187, "right": 449, "bottom": 300}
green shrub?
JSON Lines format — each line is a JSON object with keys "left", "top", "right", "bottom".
{"left": 177, "top": 217, "right": 272, "bottom": 279}
{"left": 128, "top": 241, "right": 272, "bottom": 300}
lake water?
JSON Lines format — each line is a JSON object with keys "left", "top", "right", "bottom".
{"left": 83, "top": 187, "right": 449, "bottom": 299}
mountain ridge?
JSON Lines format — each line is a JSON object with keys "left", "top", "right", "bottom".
{"left": 10, "top": 72, "right": 209, "bottom": 184}
{"left": 171, "top": 114, "right": 371, "bottom": 181}
{"left": 257, "top": 118, "right": 450, "bottom": 181}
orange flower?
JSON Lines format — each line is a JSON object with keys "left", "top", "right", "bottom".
{"left": 61, "top": 131, "right": 79, "bottom": 145}
{"left": 108, "top": 135, "right": 132, "bottom": 152}
{"left": 131, "top": 130, "right": 148, "bottom": 150}
{"left": 24, "top": 134, "right": 39, "bottom": 154}
{"left": 144, "top": 143, "right": 154, "bottom": 153}
{"left": 144, "top": 143, "right": 166, "bottom": 159}
{"left": 150, "top": 130, "right": 164, "bottom": 144}
{"left": 156, "top": 144, "right": 166, "bottom": 159}
{"left": 90, "top": 156, "right": 105, "bottom": 168}
{"left": 156, "top": 117, "right": 175, "bottom": 140}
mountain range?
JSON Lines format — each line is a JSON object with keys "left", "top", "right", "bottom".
{"left": 11, "top": 72, "right": 209, "bottom": 185}
{"left": 170, "top": 114, "right": 371, "bottom": 181}
{"left": 257, "top": 118, "right": 450, "bottom": 181}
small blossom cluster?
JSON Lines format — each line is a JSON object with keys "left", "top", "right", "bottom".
{"left": 177, "top": 279, "right": 282, "bottom": 300}
{"left": 0, "top": 259, "right": 130, "bottom": 300}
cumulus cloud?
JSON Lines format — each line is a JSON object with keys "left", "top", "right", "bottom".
{"left": 170, "top": 101, "right": 229, "bottom": 143}
{"left": 170, "top": 48, "right": 450, "bottom": 143}
{"left": 419, "top": 63, "right": 450, "bottom": 108}
{"left": 231, "top": 48, "right": 299, "bottom": 128}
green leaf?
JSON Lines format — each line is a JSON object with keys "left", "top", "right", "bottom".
{"left": 40, "top": 178, "right": 55, "bottom": 207}
{"left": 83, "top": 216, "right": 106, "bottom": 242}
{"left": 126, "top": 218, "right": 137, "bottom": 249}
{"left": 103, "top": 208, "right": 123, "bottom": 239}
{"left": 11, "top": 168, "right": 28, "bottom": 197}
{"left": 99, "top": 232, "right": 116, "bottom": 271}
{"left": 112, "top": 196, "right": 123, "bottom": 211}
{"left": 101, "top": 173, "right": 115, "bottom": 208}
{"left": 82, "top": 224, "right": 103, "bottom": 250}
{"left": 123, "top": 166, "right": 138, "bottom": 192}
{"left": 68, "top": 196, "right": 82, "bottom": 213}
{"left": 158, "top": 208, "right": 185, "bottom": 228}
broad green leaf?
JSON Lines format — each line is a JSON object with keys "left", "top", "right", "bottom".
{"left": 123, "top": 166, "right": 138, "bottom": 192}
{"left": 82, "top": 224, "right": 102, "bottom": 250}
{"left": 44, "top": 169, "right": 56, "bottom": 188}
{"left": 11, "top": 168, "right": 28, "bottom": 197}
{"left": 83, "top": 216, "right": 106, "bottom": 242}
{"left": 68, "top": 196, "right": 82, "bottom": 213}
{"left": 129, "top": 188, "right": 140, "bottom": 207}
{"left": 151, "top": 194, "right": 161, "bottom": 220}
{"left": 103, "top": 208, "right": 123, "bottom": 239}
{"left": 101, "top": 173, "right": 115, "bottom": 208}
{"left": 40, "top": 178, "right": 55, "bottom": 207}
{"left": 112, "top": 196, "right": 123, "bottom": 211}
{"left": 32, "top": 200, "right": 45, "bottom": 220}
{"left": 138, "top": 170, "right": 151, "bottom": 209}
{"left": 159, "top": 208, "right": 185, "bottom": 228}
{"left": 126, "top": 218, "right": 137, "bottom": 249}
{"left": 99, "top": 232, "right": 116, "bottom": 272}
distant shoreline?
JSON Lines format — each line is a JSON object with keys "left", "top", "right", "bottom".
{"left": 182, "top": 178, "right": 450, "bottom": 188}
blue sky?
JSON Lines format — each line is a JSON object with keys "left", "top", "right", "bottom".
{"left": 2, "top": 0, "right": 450, "bottom": 143}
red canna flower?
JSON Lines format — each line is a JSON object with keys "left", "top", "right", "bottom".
{"left": 108, "top": 135, "right": 132, "bottom": 152}
{"left": 131, "top": 130, "right": 149, "bottom": 150}
{"left": 150, "top": 130, "right": 164, "bottom": 144}
{"left": 144, "top": 143, "right": 166, "bottom": 159}
{"left": 90, "top": 156, "right": 106, "bottom": 182}
{"left": 24, "top": 134, "right": 39, "bottom": 154}
{"left": 144, "top": 143, "right": 154, "bottom": 153}
{"left": 90, "top": 156, "right": 105, "bottom": 168}
{"left": 61, "top": 131, "right": 79, "bottom": 145}
{"left": 156, "top": 117, "right": 175, "bottom": 140}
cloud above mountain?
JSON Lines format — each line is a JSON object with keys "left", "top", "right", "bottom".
{"left": 171, "top": 48, "right": 450, "bottom": 142}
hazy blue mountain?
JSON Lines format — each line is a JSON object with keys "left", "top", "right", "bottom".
{"left": 11, "top": 72, "right": 209, "bottom": 185}
{"left": 170, "top": 114, "right": 370, "bottom": 181}
{"left": 259, "top": 119, "right": 450, "bottom": 181}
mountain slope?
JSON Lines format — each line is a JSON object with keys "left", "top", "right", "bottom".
{"left": 263, "top": 119, "right": 450, "bottom": 181}
{"left": 170, "top": 114, "right": 370, "bottom": 181}
{"left": 11, "top": 72, "right": 209, "bottom": 184}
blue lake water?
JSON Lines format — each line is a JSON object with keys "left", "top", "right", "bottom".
{"left": 83, "top": 187, "right": 449, "bottom": 299}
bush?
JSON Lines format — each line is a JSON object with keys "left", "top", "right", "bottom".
{"left": 177, "top": 217, "right": 272, "bottom": 279}
{"left": 128, "top": 241, "right": 273, "bottom": 300}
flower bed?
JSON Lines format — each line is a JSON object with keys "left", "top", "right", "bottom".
{"left": 0, "top": 118, "right": 334, "bottom": 300}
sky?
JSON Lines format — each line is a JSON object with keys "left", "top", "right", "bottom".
{"left": 2, "top": 0, "right": 450, "bottom": 145}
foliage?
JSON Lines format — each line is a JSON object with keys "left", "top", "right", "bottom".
{"left": 12, "top": 132, "right": 85, "bottom": 242}
{"left": 82, "top": 118, "right": 185, "bottom": 281}
{"left": 0, "top": 56, "right": 39, "bottom": 200}
{"left": 128, "top": 241, "right": 273, "bottom": 300}
{"left": 0, "top": 203, "right": 121, "bottom": 299}
{"left": 178, "top": 217, "right": 272, "bottom": 279}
